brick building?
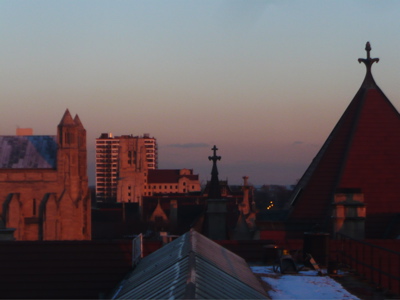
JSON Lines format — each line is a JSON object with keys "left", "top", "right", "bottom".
{"left": 95, "top": 132, "right": 202, "bottom": 204}
{"left": 144, "top": 169, "right": 201, "bottom": 196}
{"left": 0, "top": 109, "right": 91, "bottom": 240}
{"left": 95, "top": 133, "right": 157, "bottom": 203}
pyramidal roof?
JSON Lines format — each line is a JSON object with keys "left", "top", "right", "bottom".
{"left": 73, "top": 114, "right": 84, "bottom": 129}
{"left": 287, "top": 43, "right": 400, "bottom": 238}
{"left": 58, "top": 109, "right": 75, "bottom": 126}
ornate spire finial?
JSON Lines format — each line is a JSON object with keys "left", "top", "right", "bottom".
{"left": 208, "top": 145, "right": 222, "bottom": 199}
{"left": 358, "top": 42, "right": 379, "bottom": 65}
{"left": 358, "top": 42, "right": 379, "bottom": 87}
{"left": 208, "top": 145, "right": 221, "bottom": 164}
{"left": 365, "top": 42, "right": 371, "bottom": 58}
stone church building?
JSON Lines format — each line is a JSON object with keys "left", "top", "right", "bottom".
{"left": 0, "top": 109, "right": 91, "bottom": 240}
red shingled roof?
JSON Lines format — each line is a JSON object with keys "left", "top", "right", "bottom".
{"left": 287, "top": 43, "right": 400, "bottom": 238}
{"left": 147, "top": 169, "right": 198, "bottom": 183}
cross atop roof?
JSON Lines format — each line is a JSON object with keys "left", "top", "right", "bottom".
{"left": 208, "top": 145, "right": 221, "bottom": 164}
{"left": 208, "top": 145, "right": 222, "bottom": 199}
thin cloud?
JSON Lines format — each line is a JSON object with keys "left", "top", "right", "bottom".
{"left": 167, "top": 143, "right": 210, "bottom": 149}
{"left": 292, "top": 141, "right": 320, "bottom": 148}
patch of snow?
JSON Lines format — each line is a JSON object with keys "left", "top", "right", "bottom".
{"left": 251, "top": 266, "right": 276, "bottom": 275}
{"left": 251, "top": 266, "right": 360, "bottom": 300}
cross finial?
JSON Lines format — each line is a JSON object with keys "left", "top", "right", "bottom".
{"left": 208, "top": 145, "right": 221, "bottom": 163}
{"left": 365, "top": 41, "right": 372, "bottom": 59}
{"left": 208, "top": 145, "right": 222, "bottom": 199}
{"left": 358, "top": 42, "right": 379, "bottom": 70}
{"left": 358, "top": 42, "right": 379, "bottom": 87}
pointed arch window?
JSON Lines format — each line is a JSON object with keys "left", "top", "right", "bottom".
{"left": 64, "top": 132, "right": 75, "bottom": 145}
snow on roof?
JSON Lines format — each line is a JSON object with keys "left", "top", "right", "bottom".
{"left": 251, "top": 266, "right": 360, "bottom": 300}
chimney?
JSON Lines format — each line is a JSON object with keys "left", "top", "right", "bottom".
{"left": 16, "top": 128, "right": 33, "bottom": 136}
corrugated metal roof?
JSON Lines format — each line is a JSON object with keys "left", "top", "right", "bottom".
{"left": 0, "top": 136, "right": 57, "bottom": 169}
{"left": 112, "top": 230, "right": 267, "bottom": 299}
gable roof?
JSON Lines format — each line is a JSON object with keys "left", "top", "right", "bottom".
{"left": 112, "top": 229, "right": 267, "bottom": 299}
{"left": 149, "top": 200, "right": 168, "bottom": 222}
{"left": 0, "top": 136, "right": 57, "bottom": 169}
{"left": 287, "top": 43, "right": 400, "bottom": 238}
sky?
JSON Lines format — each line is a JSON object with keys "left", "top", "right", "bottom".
{"left": 1, "top": 1, "right": 400, "bottom": 186}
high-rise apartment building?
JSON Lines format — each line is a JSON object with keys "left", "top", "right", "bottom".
{"left": 95, "top": 133, "right": 120, "bottom": 202}
{"left": 96, "top": 133, "right": 157, "bottom": 203}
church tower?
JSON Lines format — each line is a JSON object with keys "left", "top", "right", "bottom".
{"left": 54, "top": 109, "right": 91, "bottom": 240}
{"left": 57, "top": 109, "right": 82, "bottom": 201}
{"left": 206, "top": 145, "right": 227, "bottom": 240}
{"left": 74, "top": 114, "right": 89, "bottom": 193}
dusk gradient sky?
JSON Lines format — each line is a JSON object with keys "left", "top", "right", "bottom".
{"left": 1, "top": 1, "right": 400, "bottom": 186}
